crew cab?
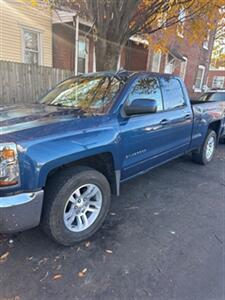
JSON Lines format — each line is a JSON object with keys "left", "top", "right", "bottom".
{"left": 0, "top": 71, "right": 224, "bottom": 245}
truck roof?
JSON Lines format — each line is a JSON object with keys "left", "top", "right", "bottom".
{"left": 75, "top": 70, "right": 177, "bottom": 81}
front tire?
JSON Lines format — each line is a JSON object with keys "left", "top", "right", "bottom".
{"left": 41, "top": 166, "right": 111, "bottom": 246}
{"left": 192, "top": 130, "right": 217, "bottom": 165}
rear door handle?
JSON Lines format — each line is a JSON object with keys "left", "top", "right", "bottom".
{"left": 160, "top": 119, "right": 169, "bottom": 126}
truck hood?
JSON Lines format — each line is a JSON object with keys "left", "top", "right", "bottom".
{"left": 0, "top": 104, "right": 105, "bottom": 143}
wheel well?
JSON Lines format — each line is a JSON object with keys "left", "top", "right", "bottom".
{"left": 209, "top": 121, "right": 221, "bottom": 140}
{"left": 46, "top": 152, "right": 117, "bottom": 195}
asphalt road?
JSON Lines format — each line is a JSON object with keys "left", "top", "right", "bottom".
{"left": 0, "top": 146, "right": 224, "bottom": 300}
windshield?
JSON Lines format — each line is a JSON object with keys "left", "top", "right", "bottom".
{"left": 199, "top": 92, "right": 225, "bottom": 102}
{"left": 40, "top": 75, "right": 125, "bottom": 113}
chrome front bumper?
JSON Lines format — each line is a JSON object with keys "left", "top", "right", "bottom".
{"left": 0, "top": 190, "right": 44, "bottom": 233}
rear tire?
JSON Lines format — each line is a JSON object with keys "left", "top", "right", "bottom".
{"left": 41, "top": 166, "right": 111, "bottom": 246}
{"left": 192, "top": 130, "right": 217, "bottom": 165}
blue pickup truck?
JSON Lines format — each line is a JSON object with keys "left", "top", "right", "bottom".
{"left": 0, "top": 71, "right": 224, "bottom": 245}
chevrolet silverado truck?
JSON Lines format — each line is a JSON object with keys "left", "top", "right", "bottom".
{"left": 0, "top": 71, "right": 224, "bottom": 245}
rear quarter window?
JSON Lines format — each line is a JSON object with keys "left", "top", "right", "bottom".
{"left": 160, "top": 78, "right": 186, "bottom": 110}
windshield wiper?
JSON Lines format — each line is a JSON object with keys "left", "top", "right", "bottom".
{"left": 46, "top": 103, "right": 89, "bottom": 114}
{"left": 47, "top": 103, "right": 66, "bottom": 107}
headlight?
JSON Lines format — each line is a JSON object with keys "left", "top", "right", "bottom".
{"left": 0, "top": 143, "right": 20, "bottom": 187}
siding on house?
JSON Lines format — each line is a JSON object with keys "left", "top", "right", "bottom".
{"left": 0, "top": 0, "right": 52, "bottom": 66}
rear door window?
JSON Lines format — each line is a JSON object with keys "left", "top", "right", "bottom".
{"left": 160, "top": 78, "right": 186, "bottom": 110}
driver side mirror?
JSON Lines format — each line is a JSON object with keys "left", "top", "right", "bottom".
{"left": 124, "top": 99, "right": 157, "bottom": 116}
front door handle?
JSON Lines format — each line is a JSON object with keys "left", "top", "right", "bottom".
{"left": 160, "top": 119, "right": 169, "bottom": 126}
{"left": 184, "top": 114, "right": 191, "bottom": 120}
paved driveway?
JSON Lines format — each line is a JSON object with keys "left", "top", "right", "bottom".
{"left": 0, "top": 146, "right": 224, "bottom": 300}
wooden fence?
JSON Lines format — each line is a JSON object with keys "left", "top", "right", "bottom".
{"left": 0, "top": 61, "right": 74, "bottom": 105}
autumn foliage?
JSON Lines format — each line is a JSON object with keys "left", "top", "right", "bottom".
{"left": 29, "top": 0, "right": 225, "bottom": 70}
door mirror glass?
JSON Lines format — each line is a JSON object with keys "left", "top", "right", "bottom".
{"left": 124, "top": 99, "right": 157, "bottom": 116}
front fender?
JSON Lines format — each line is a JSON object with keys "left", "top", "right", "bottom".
{"left": 18, "top": 128, "right": 121, "bottom": 191}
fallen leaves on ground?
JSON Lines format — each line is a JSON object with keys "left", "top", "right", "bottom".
{"left": 0, "top": 234, "right": 8, "bottom": 243}
{"left": 125, "top": 206, "right": 139, "bottom": 210}
{"left": 55, "top": 264, "right": 62, "bottom": 271}
{"left": 3, "top": 296, "right": 21, "bottom": 300}
{"left": 78, "top": 268, "right": 87, "bottom": 278}
{"left": 53, "top": 256, "right": 60, "bottom": 262}
{"left": 53, "top": 274, "right": 62, "bottom": 280}
{"left": 0, "top": 251, "right": 10, "bottom": 263}
{"left": 40, "top": 271, "right": 49, "bottom": 282}
{"left": 26, "top": 256, "right": 33, "bottom": 261}
{"left": 85, "top": 241, "right": 90, "bottom": 248}
{"left": 38, "top": 257, "right": 48, "bottom": 265}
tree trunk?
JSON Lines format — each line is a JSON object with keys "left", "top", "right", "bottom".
{"left": 95, "top": 39, "right": 121, "bottom": 71}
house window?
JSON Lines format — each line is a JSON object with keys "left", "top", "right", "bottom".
{"left": 177, "top": 8, "right": 185, "bottom": 38}
{"left": 212, "top": 76, "right": 225, "bottom": 89}
{"left": 152, "top": 51, "right": 161, "bottom": 72}
{"left": 164, "top": 54, "right": 175, "bottom": 74}
{"left": 22, "top": 29, "right": 41, "bottom": 64}
{"left": 180, "top": 57, "right": 187, "bottom": 80}
{"left": 194, "top": 65, "right": 205, "bottom": 91}
{"left": 77, "top": 37, "right": 89, "bottom": 74}
{"left": 203, "top": 30, "right": 210, "bottom": 50}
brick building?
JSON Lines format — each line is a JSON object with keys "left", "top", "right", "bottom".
{"left": 207, "top": 68, "right": 225, "bottom": 89}
{"left": 52, "top": 10, "right": 96, "bottom": 73}
{"left": 52, "top": 8, "right": 215, "bottom": 99}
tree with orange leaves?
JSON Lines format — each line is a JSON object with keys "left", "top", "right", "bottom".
{"left": 31, "top": 0, "right": 225, "bottom": 71}
{"left": 210, "top": 15, "right": 225, "bottom": 69}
